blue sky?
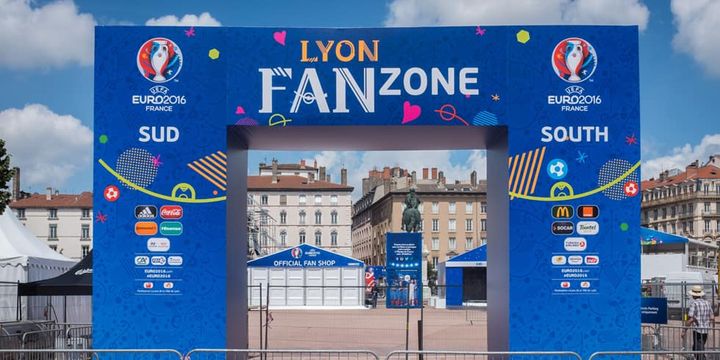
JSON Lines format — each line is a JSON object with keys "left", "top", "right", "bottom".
{"left": 0, "top": 0, "right": 718, "bottom": 195}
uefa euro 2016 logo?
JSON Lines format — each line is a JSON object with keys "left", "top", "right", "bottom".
{"left": 552, "top": 38, "right": 597, "bottom": 83}
{"left": 290, "top": 247, "right": 303, "bottom": 259}
{"left": 137, "top": 38, "right": 183, "bottom": 83}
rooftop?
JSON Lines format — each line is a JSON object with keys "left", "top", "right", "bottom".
{"left": 248, "top": 175, "right": 352, "bottom": 191}
{"left": 10, "top": 191, "right": 93, "bottom": 209}
{"left": 642, "top": 163, "right": 720, "bottom": 191}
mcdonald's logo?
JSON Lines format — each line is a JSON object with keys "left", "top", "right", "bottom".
{"left": 552, "top": 205, "right": 574, "bottom": 219}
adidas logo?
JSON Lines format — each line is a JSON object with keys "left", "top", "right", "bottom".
{"left": 134, "top": 205, "right": 157, "bottom": 219}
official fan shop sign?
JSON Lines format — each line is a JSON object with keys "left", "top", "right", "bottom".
{"left": 94, "top": 26, "right": 639, "bottom": 356}
{"left": 248, "top": 244, "right": 363, "bottom": 268}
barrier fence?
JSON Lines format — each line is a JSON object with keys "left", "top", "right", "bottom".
{"left": 385, "top": 351, "right": 583, "bottom": 360}
{"left": 0, "top": 349, "right": 183, "bottom": 360}
{"left": 642, "top": 281, "right": 719, "bottom": 321}
{"left": 642, "top": 324, "right": 720, "bottom": 352}
{"left": 590, "top": 350, "right": 720, "bottom": 360}
{"left": 185, "top": 349, "right": 381, "bottom": 360}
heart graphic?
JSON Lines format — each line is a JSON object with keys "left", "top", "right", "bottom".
{"left": 401, "top": 101, "right": 422, "bottom": 124}
{"left": 235, "top": 106, "right": 245, "bottom": 115}
{"left": 273, "top": 31, "right": 287, "bottom": 46}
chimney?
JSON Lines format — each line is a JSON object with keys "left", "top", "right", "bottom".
{"left": 471, "top": 170, "right": 477, "bottom": 187}
{"left": 687, "top": 160, "right": 699, "bottom": 178}
{"left": 308, "top": 172, "right": 315, "bottom": 183}
{"left": 393, "top": 167, "right": 400, "bottom": 177}
{"left": 438, "top": 171, "right": 445, "bottom": 184}
{"left": 12, "top": 167, "right": 19, "bottom": 201}
{"left": 46, "top": 187, "right": 52, "bottom": 201}
{"left": 431, "top": 168, "right": 438, "bottom": 180}
{"left": 383, "top": 167, "right": 391, "bottom": 179}
{"left": 313, "top": 160, "right": 317, "bottom": 168}
{"left": 341, "top": 168, "right": 348, "bottom": 185}
{"left": 271, "top": 159, "right": 279, "bottom": 184}
{"left": 300, "top": 159, "right": 306, "bottom": 169}
{"left": 411, "top": 171, "right": 417, "bottom": 184}
{"left": 319, "top": 167, "right": 326, "bottom": 182}
{"left": 326, "top": 175, "right": 331, "bottom": 182}
{"left": 422, "top": 168, "right": 429, "bottom": 180}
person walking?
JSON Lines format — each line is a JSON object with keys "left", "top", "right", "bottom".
{"left": 371, "top": 283, "right": 379, "bottom": 308}
{"left": 686, "top": 285, "right": 713, "bottom": 359}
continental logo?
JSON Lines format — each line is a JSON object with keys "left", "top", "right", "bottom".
{"left": 552, "top": 205, "right": 574, "bottom": 219}
{"left": 135, "top": 221, "right": 158, "bottom": 236}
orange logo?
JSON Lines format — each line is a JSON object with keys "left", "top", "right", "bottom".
{"left": 135, "top": 222, "right": 158, "bottom": 236}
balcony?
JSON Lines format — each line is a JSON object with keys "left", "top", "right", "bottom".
{"left": 642, "top": 191, "right": 720, "bottom": 207}
{"left": 702, "top": 211, "right": 720, "bottom": 218}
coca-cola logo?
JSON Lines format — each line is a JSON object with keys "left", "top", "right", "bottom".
{"left": 160, "top": 205, "right": 183, "bottom": 219}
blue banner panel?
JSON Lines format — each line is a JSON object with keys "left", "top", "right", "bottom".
{"left": 641, "top": 297, "right": 668, "bottom": 324}
{"left": 248, "top": 244, "right": 363, "bottom": 268}
{"left": 94, "top": 26, "right": 639, "bottom": 356}
{"left": 386, "top": 232, "right": 422, "bottom": 308}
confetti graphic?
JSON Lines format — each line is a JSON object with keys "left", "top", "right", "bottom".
{"left": 508, "top": 146, "right": 546, "bottom": 200}
{"left": 188, "top": 151, "right": 228, "bottom": 191}
{"left": 598, "top": 159, "right": 639, "bottom": 200}
{"left": 115, "top": 148, "right": 158, "bottom": 189}
{"left": 472, "top": 111, "right": 498, "bottom": 126}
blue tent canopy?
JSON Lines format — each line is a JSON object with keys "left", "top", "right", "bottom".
{"left": 248, "top": 244, "right": 364, "bottom": 268}
{"left": 640, "top": 227, "right": 688, "bottom": 246}
{"left": 446, "top": 244, "right": 487, "bottom": 268}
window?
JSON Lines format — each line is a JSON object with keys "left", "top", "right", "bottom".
{"left": 48, "top": 208, "right": 58, "bottom": 219}
{"left": 418, "top": 203, "right": 424, "bottom": 214}
{"left": 704, "top": 184, "right": 710, "bottom": 194}
{"left": 449, "top": 202, "right": 456, "bottom": 214}
{"left": 670, "top": 207, "right": 676, "bottom": 217}
{"left": 432, "top": 257, "right": 439, "bottom": 268}
{"left": 81, "top": 208, "right": 90, "bottom": 219}
{"left": 671, "top": 223, "right": 676, "bottom": 233}
{"left": 331, "top": 210, "right": 338, "bottom": 225}
{"left": 280, "top": 231, "right": 287, "bottom": 246}
{"left": 299, "top": 211, "right": 306, "bottom": 225}
{"left": 315, "top": 230, "right": 322, "bottom": 246}
{"left": 481, "top": 237, "right": 487, "bottom": 245}
{"left": 661, "top": 208, "right": 667, "bottom": 219}
{"left": 705, "top": 220, "right": 711, "bottom": 232}
{"left": 315, "top": 210, "right": 322, "bottom": 225}
{"left": 448, "top": 219, "right": 456, "bottom": 232}
{"left": 705, "top": 202, "right": 711, "bottom": 212}
{"left": 261, "top": 195, "right": 268, "bottom": 205}
{"left": 299, "top": 195, "right": 307, "bottom": 204}
{"left": 81, "top": 245, "right": 90, "bottom": 257}
{"left": 81, "top": 224, "right": 90, "bottom": 240}
{"left": 315, "top": 195, "right": 322, "bottom": 204}
{"left": 299, "top": 231, "right": 306, "bottom": 244}
{"left": 432, "top": 202, "right": 439, "bottom": 214}
{"left": 465, "top": 202, "right": 473, "bottom": 214}
{"left": 449, "top": 237, "right": 456, "bottom": 250}
{"left": 481, "top": 202, "right": 487, "bottom": 213}
{"left": 280, "top": 195, "right": 287, "bottom": 206}
{"left": 49, "top": 224, "right": 58, "bottom": 240}
{"left": 331, "top": 195, "right": 338, "bottom": 204}
{"left": 331, "top": 231, "right": 338, "bottom": 246}
{"left": 280, "top": 211, "right": 287, "bottom": 225}
{"left": 432, "top": 237, "right": 439, "bottom": 250}
{"left": 481, "top": 219, "right": 487, "bottom": 231}
{"left": 466, "top": 219, "right": 473, "bottom": 232}
{"left": 432, "top": 219, "right": 439, "bottom": 232}
{"left": 16, "top": 209, "right": 25, "bottom": 219}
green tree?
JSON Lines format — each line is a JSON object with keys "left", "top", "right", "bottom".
{"left": 0, "top": 139, "right": 12, "bottom": 215}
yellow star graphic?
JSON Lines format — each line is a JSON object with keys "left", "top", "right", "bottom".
{"left": 491, "top": 94, "right": 500, "bottom": 101}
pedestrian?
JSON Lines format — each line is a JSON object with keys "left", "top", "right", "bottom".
{"left": 371, "top": 283, "right": 379, "bottom": 308}
{"left": 686, "top": 285, "right": 713, "bottom": 359}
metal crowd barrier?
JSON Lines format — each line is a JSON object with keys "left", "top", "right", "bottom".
{"left": 590, "top": 350, "right": 720, "bottom": 360}
{"left": 184, "top": 349, "right": 381, "bottom": 360}
{"left": 0, "top": 349, "right": 183, "bottom": 360}
{"left": 642, "top": 324, "right": 720, "bottom": 352}
{"left": 385, "top": 351, "right": 583, "bottom": 360}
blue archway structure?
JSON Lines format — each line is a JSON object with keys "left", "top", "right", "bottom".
{"left": 93, "top": 26, "right": 640, "bottom": 356}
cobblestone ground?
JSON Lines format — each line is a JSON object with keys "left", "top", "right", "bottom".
{"left": 249, "top": 306, "right": 487, "bottom": 356}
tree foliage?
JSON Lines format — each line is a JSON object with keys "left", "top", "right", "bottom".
{"left": 0, "top": 139, "right": 13, "bottom": 215}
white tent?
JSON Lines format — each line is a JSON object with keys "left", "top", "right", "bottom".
{"left": 0, "top": 210, "right": 76, "bottom": 321}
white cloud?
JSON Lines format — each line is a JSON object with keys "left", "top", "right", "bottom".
{"left": 146, "top": 12, "right": 221, "bottom": 27}
{"left": 385, "top": 0, "right": 649, "bottom": 31}
{"left": 0, "top": 0, "right": 95, "bottom": 69}
{"left": 642, "top": 134, "right": 720, "bottom": 180}
{"left": 671, "top": 0, "right": 720, "bottom": 77}
{"left": 0, "top": 104, "right": 93, "bottom": 189}
{"left": 313, "top": 150, "right": 487, "bottom": 199}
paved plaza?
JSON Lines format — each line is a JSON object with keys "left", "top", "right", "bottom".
{"left": 249, "top": 307, "right": 487, "bottom": 356}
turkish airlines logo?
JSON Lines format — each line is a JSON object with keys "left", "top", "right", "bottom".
{"left": 160, "top": 205, "right": 183, "bottom": 219}
{"left": 564, "top": 237, "right": 587, "bottom": 251}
